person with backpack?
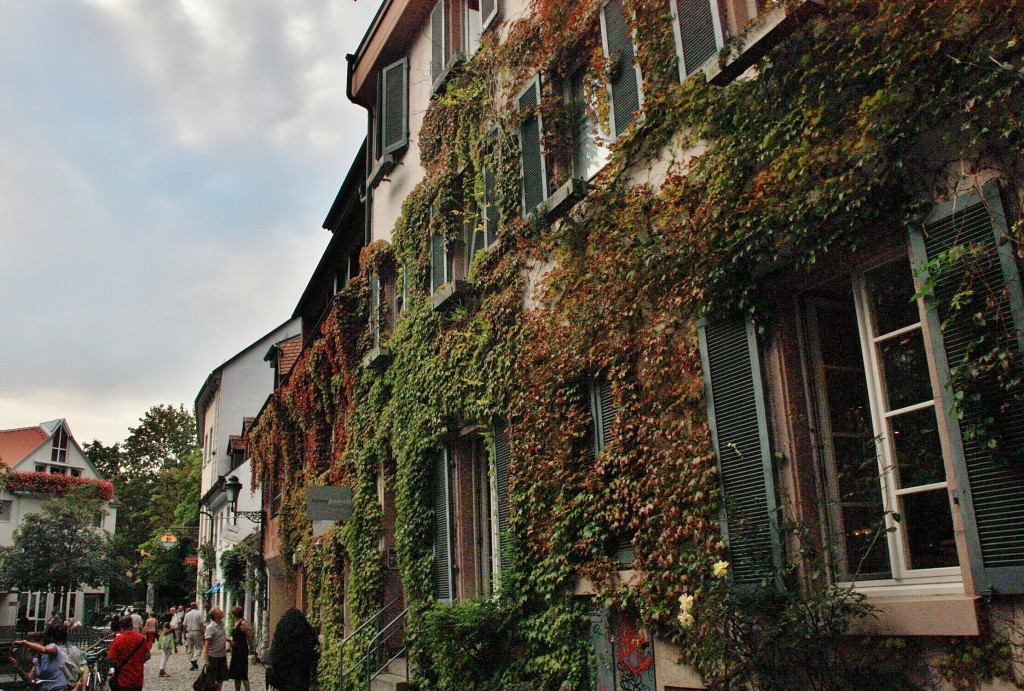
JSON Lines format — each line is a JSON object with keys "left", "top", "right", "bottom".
{"left": 107, "top": 615, "right": 150, "bottom": 691}
{"left": 52, "top": 624, "right": 87, "bottom": 691}
{"left": 8, "top": 622, "right": 69, "bottom": 690}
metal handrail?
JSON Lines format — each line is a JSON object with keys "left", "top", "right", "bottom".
{"left": 363, "top": 608, "right": 407, "bottom": 689}
{"left": 338, "top": 597, "right": 401, "bottom": 690}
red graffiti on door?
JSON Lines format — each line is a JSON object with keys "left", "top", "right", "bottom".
{"left": 614, "top": 614, "right": 653, "bottom": 676}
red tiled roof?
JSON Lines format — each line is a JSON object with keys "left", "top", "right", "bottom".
{"left": 0, "top": 426, "right": 48, "bottom": 468}
{"left": 277, "top": 336, "right": 302, "bottom": 378}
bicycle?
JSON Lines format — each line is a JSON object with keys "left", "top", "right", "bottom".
{"left": 81, "top": 636, "right": 114, "bottom": 691}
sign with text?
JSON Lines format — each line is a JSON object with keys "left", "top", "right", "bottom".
{"left": 305, "top": 486, "right": 353, "bottom": 522}
{"left": 184, "top": 557, "right": 199, "bottom": 566}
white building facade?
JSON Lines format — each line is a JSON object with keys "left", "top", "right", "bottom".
{"left": 0, "top": 419, "right": 117, "bottom": 629}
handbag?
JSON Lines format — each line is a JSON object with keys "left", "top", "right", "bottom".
{"left": 193, "top": 665, "right": 218, "bottom": 691}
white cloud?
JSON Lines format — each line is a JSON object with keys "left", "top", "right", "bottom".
{"left": 0, "top": 0, "right": 377, "bottom": 445}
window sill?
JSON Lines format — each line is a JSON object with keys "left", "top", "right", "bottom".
{"left": 430, "top": 280, "right": 473, "bottom": 312}
{"left": 705, "top": 0, "right": 824, "bottom": 87}
{"left": 361, "top": 346, "right": 392, "bottom": 370}
{"left": 431, "top": 55, "right": 464, "bottom": 97}
{"left": 850, "top": 591, "right": 980, "bottom": 637}
{"left": 368, "top": 150, "right": 405, "bottom": 189}
{"left": 546, "top": 178, "right": 588, "bottom": 220}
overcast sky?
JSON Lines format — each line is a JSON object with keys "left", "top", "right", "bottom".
{"left": 0, "top": 0, "right": 379, "bottom": 446}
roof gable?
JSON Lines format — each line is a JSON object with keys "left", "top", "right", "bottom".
{"left": 0, "top": 426, "right": 49, "bottom": 468}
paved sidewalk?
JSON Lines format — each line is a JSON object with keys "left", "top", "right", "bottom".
{"left": 142, "top": 642, "right": 267, "bottom": 691}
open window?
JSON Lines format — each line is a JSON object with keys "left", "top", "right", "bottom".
{"left": 431, "top": 0, "right": 485, "bottom": 92}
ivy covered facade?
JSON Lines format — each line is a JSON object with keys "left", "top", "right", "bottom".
{"left": 249, "top": 0, "right": 1024, "bottom": 688}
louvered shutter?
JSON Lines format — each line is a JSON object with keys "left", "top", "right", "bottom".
{"left": 381, "top": 58, "right": 408, "bottom": 155}
{"left": 698, "top": 316, "right": 782, "bottom": 587}
{"left": 480, "top": 0, "right": 498, "bottom": 31}
{"left": 369, "top": 272, "right": 381, "bottom": 349}
{"left": 517, "top": 77, "right": 547, "bottom": 217}
{"left": 590, "top": 377, "right": 616, "bottom": 455}
{"left": 492, "top": 422, "right": 512, "bottom": 574}
{"left": 483, "top": 137, "right": 500, "bottom": 247}
{"left": 431, "top": 1, "right": 446, "bottom": 84}
{"left": 430, "top": 232, "right": 446, "bottom": 294}
{"left": 670, "top": 0, "right": 725, "bottom": 80}
{"left": 909, "top": 180, "right": 1024, "bottom": 595}
{"left": 601, "top": 0, "right": 642, "bottom": 138}
{"left": 433, "top": 449, "right": 454, "bottom": 601}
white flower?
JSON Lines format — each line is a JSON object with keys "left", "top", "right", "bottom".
{"left": 712, "top": 560, "right": 729, "bottom": 579}
{"left": 678, "top": 611, "right": 695, "bottom": 628}
{"left": 678, "top": 593, "right": 694, "bottom": 613}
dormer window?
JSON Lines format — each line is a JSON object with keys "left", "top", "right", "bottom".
{"left": 51, "top": 425, "right": 68, "bottom": 463}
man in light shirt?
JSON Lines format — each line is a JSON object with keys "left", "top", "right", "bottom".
{"left": 182, "top": 602, "right": 205, "bottom": 671}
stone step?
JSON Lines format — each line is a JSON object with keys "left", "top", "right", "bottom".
{"left": 385, "top": 655, "right": 407, "bottom": 679}
{"left": 369, "top": 672, "right": 409, "bottom": 691}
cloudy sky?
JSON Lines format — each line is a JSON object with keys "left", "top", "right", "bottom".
{"left": 0, "top": 0, "right": 379, "bottom": 446}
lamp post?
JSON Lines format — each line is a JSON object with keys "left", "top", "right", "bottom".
{"left": 222, "top": 476, "right": 264, "bottom": 526}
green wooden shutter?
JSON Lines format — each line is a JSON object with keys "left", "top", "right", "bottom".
{"left": 381, "top": 58, "right": 408, "bottom": 155}
{"left": 433, "top": 448, "right": 454, "bottom": 602}
{"left": 369, "top": 272, "right": 381, "bottom": 349}
{"left": 492, "top": 422, "right": 512, "bottom": 573}
{"left": 430, "top": 231, "right": 446, "bottom": 294}
{"left": 517, "top": 77, "right": 547, "bottom": 217}
{"left": 909, "top": 180, "right": 1024, "bottom": 595}
{"left": 431, "top": 1, "right": 446, "bottom": 84}
{"left": 670, "top": 0, "right": 725, "bottom": 79}
{"left": 590, "top": 377, "right": 616, "bottom": 455}
{"left": 601, "top": 0, "right": 642, "bottom": 138}
{"left": 698, "top": 316, "right": 782, "bottom": 587}
{"left": 482, "top": 132, "right": 500, "bottom": 247}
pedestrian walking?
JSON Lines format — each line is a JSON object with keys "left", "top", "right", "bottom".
{"left": 183, "top": 601, "right": 205, "bottom": 670}
{"left": 107, "top": 615, "right": 150, "bottom": 691}
{"left": 143, "top": 612, "right": 158, "bottom": 649}
{"left": 130, "top": 609, "right": 143, "bottom": 634}
{"left": 157, "top": 622, "right": 174, "bottom": 678}
{"left": 170, "top": 607, "right": 183, "bottom": 651}
{"left": 227, "top": 605, "right": 251, "bottom": 691}
{"left": 202, "top": 606, "right": 228, "bottom": 691}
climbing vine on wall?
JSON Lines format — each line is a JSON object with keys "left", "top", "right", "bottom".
{"left": 250, "top": 0, "right": 1024, "bottom": 688}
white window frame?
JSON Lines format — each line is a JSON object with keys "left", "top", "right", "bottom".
{"left": 802, "top": 256, "right": 962, "bottom": 589}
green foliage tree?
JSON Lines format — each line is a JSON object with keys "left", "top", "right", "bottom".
{"left": 267, "top": 608, "right": 319, "bottom": 691}
{"left": 0, "top": 487, "right": 127, "bottom": 600}
{"left": 86, "top": 405, "right": 201, "bottom": 603}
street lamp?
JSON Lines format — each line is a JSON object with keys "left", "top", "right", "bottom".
{"left": 222, "top": 476, "right": 264, "bottom": 526}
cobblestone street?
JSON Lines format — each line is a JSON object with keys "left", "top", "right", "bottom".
{"left": 142, "top": 642, "right": 266, "bottom": 691}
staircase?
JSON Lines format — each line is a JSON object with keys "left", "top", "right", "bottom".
{"left": 338, "top": 598, "right": 409, "bottom": 691}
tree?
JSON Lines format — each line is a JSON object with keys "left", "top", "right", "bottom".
{"left": 267, "top": 609, "right": 319, "bottom": 691}
{"left": 85, "top": 405, "right": 201, "bottom": 604}
{"left": 134, "top": 449, "right": 201, "bottom": 600}
{"left": 0, "top": 487, "right": 127, "bottom": 600}
{"left": 122, "top": 404, "right": 197, "bottom": 474}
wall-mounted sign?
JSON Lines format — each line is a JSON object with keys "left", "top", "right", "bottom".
{"left": 184, "top": 557, "right": 199, "bottom": 566}
{"left": 159, "top": 533, "right": 178, "bottom": 551}
{"left": 305, "top": 486, "right": 353, "bottom": 522}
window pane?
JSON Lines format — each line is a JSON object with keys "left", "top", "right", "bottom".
{"left": 833, "top": 436, "right": 880, "bottom": 503}
{"left": 877, "top": 329, "right": 932, "bottom": 410}
{"left": 824, "top": 369, "right": 871, "bottom": 435}
{"left": 815, "top": 304, "right": 863, "bottom": 368}
{"left": 900, "top": 490, "right": 958, "bottom": 569}
{"left": 889, "top": 406, "right": 944, "bottom": 489}
{"left": 841, "top": 504, "right": 892, "bottom": 580}
{"left": 866, "top": 260, "right": 919, "bottom": 335}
